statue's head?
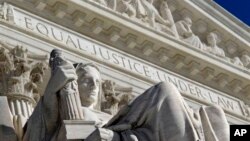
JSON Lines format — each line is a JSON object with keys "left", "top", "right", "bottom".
{"left": 184, "top": 17, "right": 192, "bottom": 26}
{"left": 207, "top": 32, "right": 219, "bottom": 47}
{"left": 74, "top": 63, "right": 102, "bottom": 110}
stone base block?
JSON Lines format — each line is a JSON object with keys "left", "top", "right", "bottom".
{"left": 58, "top": 120, "right": 96, "bottom": 141}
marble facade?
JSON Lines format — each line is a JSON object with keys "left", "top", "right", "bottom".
{"left": 0, "top": 0, "right": 249, "bottom": 140}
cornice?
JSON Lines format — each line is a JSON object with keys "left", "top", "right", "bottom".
{"left": 190, "top": 0, "right": 250, "bottom": 42}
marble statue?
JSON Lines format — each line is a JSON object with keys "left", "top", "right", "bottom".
{"left": 0, "top": 2, "right": 14, "bottom": 22}
{"left": 231, "top": 57, "right": 244, "bottom": 67}
{"left": 176, "top": 17, "right": 204, "bottom": 49}
{"left": 87, "top": 82, "right": 229, "bottom": 141}
{"left": 23, "top": 50, "right": 229, "bottom": 141}
{"left": 140, "top": 0, "right": 171, "bottom": 28}
{"left": 23, "top": 50, "right": 111, "bottom": 141}
{"left": 241, "top": 54, "right": 250, "bottom": 68}
{"left": 49, "top": 50, "right": 84, "bottom": 120}
{"left": 158, "top": 0, "right": 179, "bottom": 37}
{"left": 107, "top": 0, "right": 117, "bottom": 10}
{"left": 205, "top": 32, "right": 226, "bottom": 58}
{"left": 116, "top": 0, "right": 138, "bottom": 18}
{"left": 117, "top": 0, "right": 177, "bottom": 36}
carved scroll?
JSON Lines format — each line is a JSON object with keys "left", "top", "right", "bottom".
{"left": 49, "top": 49, "right": 84, "bottom": 120}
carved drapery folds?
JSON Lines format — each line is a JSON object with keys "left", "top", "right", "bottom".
{"left": 0, "top": 41, "right": 47, "bottom": 140}
{"left": 102, "top": 80, "right": 133, "bottom": 115}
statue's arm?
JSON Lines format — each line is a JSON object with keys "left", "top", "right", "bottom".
{"left": 42, "top": 62, "right": 77, "bottom": 133}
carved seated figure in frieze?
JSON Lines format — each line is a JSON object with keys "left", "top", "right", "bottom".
{"left": 139, "top": 0, "right": 173, "bottom": 29}
{"left": 0, "top": 2, "right": 14, "bottom": 22}
{"left": 231, "top": 56, "right": 244, "bottom": 67}
{"left": 116, "top": 0, "right": 138, "bottom": 18}
{"left": 158, "top": 0, "right": 179, "bottom": 38}
{"left": 205, "top": 32, "right": 226, "bottom": 58}
{"left": 23, "top": 50, "right": 229, "bottom": 141}
{"left": 241, "top": 53, "right": 250, "bottom": 68}
{"left": 176, "top": 17, "right": 204, "bottom": 49}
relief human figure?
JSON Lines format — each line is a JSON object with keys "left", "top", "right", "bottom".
{"left": 0, "top": 2, "right": 14, "bottom": 22}
{"left": 231, "top": 56, "right": 244, "bottom": 67}
{"left": 176, "top": 17, "right": 204, "bottom": 49}
{"left": 116, "top": 0, "right": 137, "bottom": 18}
{"left": 241, "top": 53, "right": 250, "bottom": 68}
{"left": 23, "top": 50, "right": 229, "bottom": 141}
{"left": 205, "top": 32, "right": 226, "bottom": 58}
{"left": 158, "top": 0, "right": 179, "bottom": 37}
{"left": 140, "top": 0, "right": 172, "bottom": 28}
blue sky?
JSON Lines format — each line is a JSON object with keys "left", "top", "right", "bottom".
{"left": 214, "top": 0, "right": 250, "bottom": 26}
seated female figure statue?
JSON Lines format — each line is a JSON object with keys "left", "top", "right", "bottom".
{"left": 23, "top": 51, "right": 111, "bottom": 141}
{"left": 23, "top": 50, "right": 229, "bottom": 141}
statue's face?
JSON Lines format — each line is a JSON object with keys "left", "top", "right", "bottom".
{"left": 77, "top": 66, "right": 101, "bottom": 105}
{"left": 184, "top": 17, "right": 192, "bottom": 26}
{"left": 207, "top": 33, "right": 217, "bottom": 47}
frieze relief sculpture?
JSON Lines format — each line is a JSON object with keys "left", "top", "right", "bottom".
{"left": 85, "top": 0, "right": 250, "bottom": 70}
{"left": 175, "top": 17, "right": 204, "bottom": 49}
{"left": 116, "top": 0, "right": 138, "bottom": 18}
{"left": 102, "top": 80, "right": 133, "bottom": 115}
{"left": 22, "top": 49, "right": 229, "bottom": 141}
{"left": 231, "top": 57, "right": 244, "bottom": 67}
{"left": 0, "top": 41, "right": 48, "bottom": 141}
{"left": 241, "top": 53, "right": 250, "bottom": 68}
{"left": 0, "top": 2, "right": 14, "bottom": 23}
{"left": 93, "top": 0, "right": 178, "bottom": 37}
{"left": 204, "top": 32, "right": 226, "bottom": 58}
{"left": 158, "top": 0, "right": 179, "bottom": 38}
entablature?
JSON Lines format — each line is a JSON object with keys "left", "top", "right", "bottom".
{"left": 0, "top": 0, "right": 250, "bottom": 104}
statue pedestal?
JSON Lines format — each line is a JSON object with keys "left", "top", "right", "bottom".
{"left": 58, "top": 120, "right": 96, "bottom": 141}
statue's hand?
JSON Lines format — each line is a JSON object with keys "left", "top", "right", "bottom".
{"left": 46, "top": 61, "right": 77, "bottom": 94}
{"left": 85, "top": 128, "right": 116, "bottom": 141}
{"left": 98, "top": 128, "right": 115, "bottom": 140}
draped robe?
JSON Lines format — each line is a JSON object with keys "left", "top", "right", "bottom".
{"left": 23, "top": 82, "right": 229, "bottom": 141}
{"left": 103, "top": 82, "right": 229, "bottom": 141}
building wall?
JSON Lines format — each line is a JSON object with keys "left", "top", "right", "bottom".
{"left": 0, "top": 0, "right": 249, "bottom": 126}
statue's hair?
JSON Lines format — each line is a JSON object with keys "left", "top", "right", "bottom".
{"left": 74, "top": 63, "right": 100, "bottom": 75}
